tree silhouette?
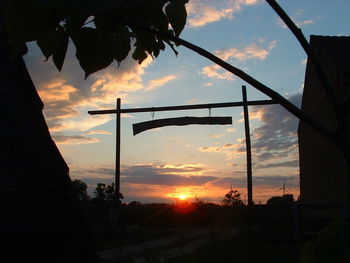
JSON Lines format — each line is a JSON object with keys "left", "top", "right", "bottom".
{"left": 93, "top": 183, "right": 107, "bottom": 200}
{"left": 222, "top": 189, "right": 244, "bottom": 207}
{"left": 71, "top": 179, "right": 90, "bottom": 202}
{"left": 93, "top": 182, "right": 123, "bottom": 203}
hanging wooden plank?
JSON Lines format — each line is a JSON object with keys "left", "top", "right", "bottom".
{"left": 133, "top": 116, "right": 232, "bottom": 135}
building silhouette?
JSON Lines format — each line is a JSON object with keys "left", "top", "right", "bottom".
{"left": 298, "top": 35, "right": 350, "bottom": 205}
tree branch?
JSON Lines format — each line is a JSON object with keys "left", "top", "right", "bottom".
{"left": 266, "top": 0, "right": 341, "bottom": 123}
{"left": 126, "top": 22, "right": 337, "bottom": 142}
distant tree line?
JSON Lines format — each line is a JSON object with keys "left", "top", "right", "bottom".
{"left": 71, "top": 179, "right": 123, "bottom": 203}
{"left": 72, "top": 178, "right": 295, "bottom": 207}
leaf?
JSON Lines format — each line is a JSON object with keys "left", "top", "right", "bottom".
{"left": 300, "top": 241, "right": 315, "bottom": 263}
{"left": 148, "top": 0, "right": 169, "bottom": 32}
{"left": 132, "top": 28, "right": 157, "bottom": 54}
{"left": 73, "top": 27, "right": 114, "bottom": 78}
{"left": 37, "top": 25, "right": 65, "bottom": 60}
{"left": 78, "top": 0, "right": 118, "bottom": 18}
{"left": 94, "top": 16, "right": 121, "bottom": 35}
{"left": 165, "top": 0, "right": 188, "bottom": 37}
{"left": 114, "top": 26, "right": 131, "bottom": 63}
{"left": 5, "top": 0, "right": 56, "bottom": 42}
{"left": 314, "top": 221, "right": 347, "bottom": 263}
{"left": 164, "top": 38, "right": 178, "bottom": 56}
{"left": 53, "top": 31, "right": 69, "bottom": 71}
{"left": 132, "top": 41, "right": 148, "bottom": 64}
{"left": 37, "top": 25, "right": 69, "bottom": 71}
{"left": 37, "top": 31, "right": 58, "bottom": 61}
{"left": 153, "top": 39, "right": 166, "bottom": 58}
{"left": 64, "top": 8, "right": 89, "bottom": 37}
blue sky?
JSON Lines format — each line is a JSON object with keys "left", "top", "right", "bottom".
{"left": 24, "top": 0, "right": 350, "bottom": 203}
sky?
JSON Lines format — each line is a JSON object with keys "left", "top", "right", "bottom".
{"left": 24, "top": 0, "right": 350, "bottom": 204}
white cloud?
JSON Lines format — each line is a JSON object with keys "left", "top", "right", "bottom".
{"left": 276, "top": 8, "right": 315, "bottom": 29}
{"left": 187, "top": 0, "right": 261, "bottom": 28}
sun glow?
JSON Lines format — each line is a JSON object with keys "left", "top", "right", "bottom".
{"left": 178, "top": 194, "right": 187, "bottom": 200}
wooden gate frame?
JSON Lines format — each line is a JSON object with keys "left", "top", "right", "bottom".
{"left": 88, "top": 86, "right": 277, "bottom": 207}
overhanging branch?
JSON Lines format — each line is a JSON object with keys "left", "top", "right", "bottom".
{"left": 125, "top": 22, "right": 337, "bottom": 142}
{"left": 266, "top": 0, "right": 341, "bottom": 121}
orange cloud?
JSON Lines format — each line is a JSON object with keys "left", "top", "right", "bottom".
{"left": 209, "top": 133, "right": 226, "bottom": 138}
{"left": 188, "top": 6, "right": 234, "bottom": 27}
{"left": 50, "top": 115, "right": 112, "bottom": 132}
{"left": 201, "top": 64, "right": 234, "bottom": 80}
{"left": 276, "top": 8, "right": 315, "bottom": 29}
{"left": 145, "top": 75, "right": 177, "bottom": 91}
{"left": 198, "top": 143, "right": 237, "bottom": 154}
{"left": 38, "top": 80, "right": 77, "bottom": 102}
{"left": 226, "top": 128, "right": 237, "bottom": 133}
{"left": 83, "top": 129, "right": 112, "bottom": 135}
{"left": 33, "top": 54, "right": 154, "bottom": 134}
{"left": 53, "top": 135, "right": 99, "bottom": 145}
{"left": 201, "top": 41, "right": 276, "bottom": 80}
{"left": 187, "top": 0, "right": 261, "bottom": 28}
{"left": 215, "top": 40, "right": 277, "bottom": 61}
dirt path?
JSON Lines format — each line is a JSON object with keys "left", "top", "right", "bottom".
{"left": 98, "top": 227, "right": 239, "bottom": 262}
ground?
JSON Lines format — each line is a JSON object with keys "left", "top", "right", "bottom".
{"left": 97, "top": 226, "right": 301, "bottom": 263}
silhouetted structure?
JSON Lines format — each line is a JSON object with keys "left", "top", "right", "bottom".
{"left": 0, "top": 33, "right": 98, "bottom": 261}
{"left": 133, "top": 116, "right": 232, "bottom": 135}
{"left": 298, "top": 35, "right": 350, "bottom": 205}
{"left": 89, "top": 88, "right": 276, "bottom": 207}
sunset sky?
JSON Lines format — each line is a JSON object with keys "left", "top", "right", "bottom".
{"left": 24, "top": 0, "right": 350, "bottom": 204}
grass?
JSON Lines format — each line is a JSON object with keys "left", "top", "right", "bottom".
{"left": 98, "top": 227, "right": 302, "bottom": 263}
{"left": 168, "top": 232, "right": 302, "bottom": 263}
{"left": 95, "top": 225, "right": 181, "bottom": 250}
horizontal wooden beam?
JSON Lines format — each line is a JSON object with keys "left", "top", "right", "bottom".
{"left": 133, "top": 116, "right": 233, "bottom": 135}
{"left": 88, "top": 100, "right": 277, "bottom": 115}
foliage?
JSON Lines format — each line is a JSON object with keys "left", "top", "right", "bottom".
{"left": 222, "top": 189, "right": 244, "bottom": 207}
{"left": 71, "top": 178, "right": 90, "bottom": 201}
{"left": 128, "top": 201, "right": 142, "bottom": 207}
{"left": 266, "top": 194, "right": 294, "bottom": 206}
{"left": 93, "top": 182, "right": 124, "bottom": 203}
{"left": 168, "top": 231, "right": 301, "bottom": 263}
{"left": 94, "top": 182, "right": 107, "bottom": 200}
{"left": 300, "top": 220, "right": 350, "bottom": 263}
{"left": 0, "top": 0, "right": 188, "bottom": 78}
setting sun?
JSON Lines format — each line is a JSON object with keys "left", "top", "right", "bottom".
{"left": 178, "top": 194, "right": 187, "bottom": 200}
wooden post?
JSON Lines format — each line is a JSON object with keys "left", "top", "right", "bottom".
{"left": 88, "top": 94, "right": 277, "bottom": 208}
{"left": 115, "top": 98, "right": 121, "bottom": 206}
{"left": 242, "top": 86, "right": 253, "bottom": 206}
